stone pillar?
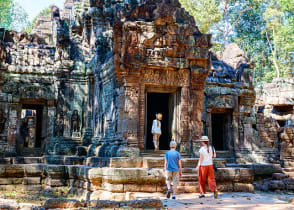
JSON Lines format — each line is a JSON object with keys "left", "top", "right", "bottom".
{"left": 138, "top": 83, "right": 145, "bottom": 150}
{"left": 123, "top": 84, "right": 139, "bottom": 148}
{"left": 180, "top": 85, "right": 189, "bottom": 152}
{"left": 7, "top": 102, "right": 18, "bottom": 156}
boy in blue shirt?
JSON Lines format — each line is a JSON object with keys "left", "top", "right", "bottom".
{"left": 165, "top": 141, "right": 182, "bottom": 199}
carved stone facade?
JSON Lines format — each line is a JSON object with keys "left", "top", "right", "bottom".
{"left": 0, "top": 1, "right": 261, "bottom": 160}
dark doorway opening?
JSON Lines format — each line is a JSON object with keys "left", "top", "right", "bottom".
{"left": 146, "top": 93, "right": 170, "bottom": 150}
{"left": 21, "top": 104, "right": 43, "bottom": 148}
{"left": 211, "top": 113, "right": 231, "bottom": 150}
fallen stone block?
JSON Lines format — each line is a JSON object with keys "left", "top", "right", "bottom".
{"left": 119, "top": 199, "right": 163, "bottom": 208}
{"left": 44, "top": 198, "right": 83, "bottom": 209}
{"left": 272, "top": 173, "right": 288, "bottom": 180}
{"left": 86, "top": 199, "right": 163, "bottom": 208}
{"left": 253, "top": 164, "right": 282, "bottom": 176}
{"left": 269, "top": 180, "right": 285, "bottom": 190}
{"left": 233, "top": 183, "right": 254, "bottom": 192}
{"left": 86, "top": 200, "right": 119, "bottom": 208}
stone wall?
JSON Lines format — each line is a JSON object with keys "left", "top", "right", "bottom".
{"left": 201, "top": 43, "right": 256, "bottom": 160}
{"left": 0, "top": 157, "right": 255, "bottom": 201}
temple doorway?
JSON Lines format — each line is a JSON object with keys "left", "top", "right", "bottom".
{"left": 20, "top": 104, "right": 43, "bottom": 148}
{"left": 211, "top": 112, "right": 232, "bottom": 150}
{"left": 146, "top": 92, "right": 171, "bottom": 150}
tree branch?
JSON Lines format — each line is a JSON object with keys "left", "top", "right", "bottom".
{"left": 228, "top": 8, "right": 248, "bottom": 34}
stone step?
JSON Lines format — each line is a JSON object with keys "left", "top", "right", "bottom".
{"left": 108, "top": 157, "right": 228, "bottom": 169}
{"left": 282, "top": 167, "right": 294, "bottom": 172}
{"left": 13, "top": 157, "right": 43, "bottom": 164}
{"left": 20, "top": 148, "right": 43, "bottom": 157}
{"left": 179, "top": 174, "right": 198, "bottom": 182}
{"left": 178, "top": 181, "right": 197, "bottom": 186}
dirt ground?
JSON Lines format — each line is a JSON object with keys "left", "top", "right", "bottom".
{"left": 1, "top": 190, "right": 294, "bottom": 209}
{"left": 161, "top": 191, "right": 294, "bottom": 209}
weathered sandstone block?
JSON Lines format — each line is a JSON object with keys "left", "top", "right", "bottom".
{"left": 44, "top": 198, "right": 83, "bottom": 209}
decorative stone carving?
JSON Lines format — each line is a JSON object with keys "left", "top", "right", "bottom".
{"left": 143, "top": 69, "right": 188, "bottom": 86}
{"left": 71, "top": 110, "right": 80, "bottom": 133}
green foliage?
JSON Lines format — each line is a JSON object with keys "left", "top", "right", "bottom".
{"left": 0, "top": 0, "right": 29, "bottom": 32}
{"left": 180, "top": 0, "right": 294, "bottom": 83}
{"left": 25, "top": 6, "right": 52, "bottom": 34}
{"left": 0, "top": 0, "right": 14, "bottom": 29}
{"left": 180, "top": 0, "right": 222, "bottom": 33}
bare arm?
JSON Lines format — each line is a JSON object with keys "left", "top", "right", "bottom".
{"left": 196, "top": 154, "right": 204, "bottom": 171}
{"left": 213, "top": 147, "right": 216, "bottom": 158}
{"left": 164, "top": 158, "right": 167, "bottom": 171}
{"left": 178, "top": 159, "right": 182, "bottom": 177}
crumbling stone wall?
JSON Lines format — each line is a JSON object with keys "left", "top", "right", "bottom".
{"left": 254, "top": 78, "right": 294, "bottom": 165}
{"left": 201, "top": 43, "right": 256, "bottom": 161}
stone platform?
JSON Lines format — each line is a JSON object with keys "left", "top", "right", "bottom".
{"left": 0, "top": 155, "right": 255, "bottom": 201}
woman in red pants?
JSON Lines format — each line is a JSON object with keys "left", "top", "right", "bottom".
{"left": 195, "top": 136, "right": 218, "bottom": 199}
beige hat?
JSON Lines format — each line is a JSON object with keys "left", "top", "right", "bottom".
{"left": 197, "top": 136, "right": 209, "bottom": 142}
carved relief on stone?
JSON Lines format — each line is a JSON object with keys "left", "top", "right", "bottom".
{"left": 142, "top": 69, "right": 188, "bottom": 86}
{"left": 19, "top": 85, "right": 50, "bottom": 99}
{"left": 54, "top": 111, "right": 64, "bottom": 137}
{"left": 71, "top": 110, "right": 80, "bottom": 133}
{"left": 0, "top": 108, "right": 7, "bottom": 133}
{"left": 124, "top": 87, "right": 139, "bottom": 114}
{"left": 206, "top": 94, "right": 233, "bottom": 109}
{"left": 2, "top": 81, "right": 19, "bottom": 95}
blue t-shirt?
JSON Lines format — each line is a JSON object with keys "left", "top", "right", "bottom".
{"left": 165, "top": 150, "right": 181, "bottom": 171}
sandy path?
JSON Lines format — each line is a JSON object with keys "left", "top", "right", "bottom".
{"left": 161, "top": 192, "right": 294, "bottom": 209}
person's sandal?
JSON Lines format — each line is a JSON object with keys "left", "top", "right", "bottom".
{"left": 199, "top": 194, "right": 205, "bottom": 198}
{"left": 214, "top": 190, "right": 218, "bottom": 199}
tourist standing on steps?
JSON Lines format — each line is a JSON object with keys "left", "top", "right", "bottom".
{"left": 151, "top": 113, "right": 162, "bottom": 152}
{"left": 195, "top": 136, "right": 218, "bottom": 199}
{"left": 165, "top": 141, "right": 182, "bottom": 200}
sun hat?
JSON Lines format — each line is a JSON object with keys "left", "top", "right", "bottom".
{"left": 196, "top": 136, "right": 209, "bottom": 142}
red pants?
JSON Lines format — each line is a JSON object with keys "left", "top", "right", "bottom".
{"left": 198, "top": 165, "right": 217, "bottom": 194}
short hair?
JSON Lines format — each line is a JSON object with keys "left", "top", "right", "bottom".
{"left": 170, "top": 141, "right": 177, "bottom": 148}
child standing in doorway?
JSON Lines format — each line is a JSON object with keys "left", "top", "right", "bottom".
{"left": 151, "top": 113, "right": 162, "bottom": 152}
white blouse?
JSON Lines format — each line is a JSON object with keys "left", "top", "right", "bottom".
{"left": 151, "top": 119, "right": 161, "bottom": 134}
{"left": 199, "top": 146, "right": 215, "bottom": 166}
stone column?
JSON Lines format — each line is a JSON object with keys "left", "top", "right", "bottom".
{"left": 7, "top": 102, "right": 18, "bottom": 156}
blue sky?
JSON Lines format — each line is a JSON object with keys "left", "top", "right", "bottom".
{"left": 15, "top": 0, "right": 65, "bottom": 21}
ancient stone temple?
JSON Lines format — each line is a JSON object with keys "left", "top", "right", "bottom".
{"left": 202, "top": 43, "right": 256, "bottom": 161}
{"left": 0, "top": 0, "right": 212, "bottom": 157}
{"left": 0, "top": 0, "right": 293, "bottom": 204}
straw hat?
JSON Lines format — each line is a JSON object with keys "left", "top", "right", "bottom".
{"left": 196, "top": 136, "right": 209, "bottom": 142}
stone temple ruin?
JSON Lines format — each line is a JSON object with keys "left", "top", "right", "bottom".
{"left": 0, "top": 0, "right": 293, "bottom": 206}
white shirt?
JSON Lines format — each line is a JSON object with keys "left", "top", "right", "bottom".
{"left": 199, "top": 146, "right": 214, "bottom": 166}
{"left": 151, "top": 119, "right": 161, "bottom": 134}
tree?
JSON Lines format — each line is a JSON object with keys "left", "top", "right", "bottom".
{"left": 0, "top": 0, "right": 29, "bottom": 32}
{"left": 0, "top": 0, "right": 14, "bottom": 29}
{"left": 180, "top": 0, "right": 256, "bottom": 49}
